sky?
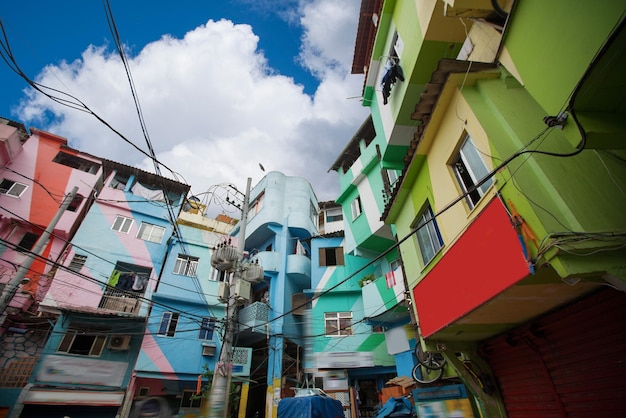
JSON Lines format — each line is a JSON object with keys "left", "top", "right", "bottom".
{"left": 0, "top": 0, "right": 369, "bottom": 216}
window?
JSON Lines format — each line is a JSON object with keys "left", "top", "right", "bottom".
{"left": 53, "top": 152, "right": 100, "bottom": 174}
{"left": 380, "top": 32, "right": 404, "bottom": 105}
{"left": 157, "top": 312, "right": 179, "bottom": 337}
{"left": 0, "top": 179, "right": 27, "bottom": 197}
{"left": 248, "top": 191, "right": 265, "bottom": 221}
{"left": 68, "top": 254, "right": 87, "bottom": 272}
{"left": 67, "top": 194, "right": 84, "bottom": 212}
{"left": 137, "top": 223, "right": 165, "bottom": 243}
{"left": 413, "top": 204, "right": 443, "bottom": 266}
{"left": 112, "top": 215, "right": 133, "bottom": 233}
{"left": 326, "top": 207, "right": 343, "bottom": 222}
{"left": 350, "top": 197, "right": 362, "bottom": 220}
{"left": 310, "top": 201, "right": 318, "bottom": 227}
{"left": 386, "top": 169, "right": 399, "bottom": 187}
{"left": 390, "top": 258, "right": 401, "bottom": 272}
{"left": 17, "top": 232, "right": 39, "bottom": 252}
{"left": 324, "top": 312, "right": 352, "bottom": 336}
{"left": 209, "top": 269, "right": 226, "bottom": 282}
{"left": 451, "top": 135, "right": 493, "bottom": 209}
{"left": 180, "top": 390, "right": 202, "bottom": 408}
{"left": 173, "top": 254, "right": 199, "bottom": 276}
{"left": 319, "top": 247, "right": 344, "bottom": 266}
{"left": 57, "top": 329, "right": 106, "bottom": 356}
{"left": 109, "top": 173, "right": 129, "bottom": 190}
{"left": 199, "top": 317, "right": 216, "bottom": 340}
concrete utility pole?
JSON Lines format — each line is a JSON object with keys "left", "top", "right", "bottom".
{"left": 206, "top": 177, "right": 251, "bottom": 418}
{"left": 0, "top": 187, "right": 79, "bottom": 320}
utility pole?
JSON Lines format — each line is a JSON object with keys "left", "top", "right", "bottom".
{"left": 0, "top": 187, "right": 79, "bottom": 320}
{"left": 206, "top": 177, "right": 251, "bottom": 418}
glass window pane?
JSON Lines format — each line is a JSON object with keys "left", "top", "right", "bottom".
{"left": 460, "top": 138, "right": 493, "bottom": 195}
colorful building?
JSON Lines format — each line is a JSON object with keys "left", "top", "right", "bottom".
{"left": 231, "top": 171, "right": 318, "bottom": 418}
{"left": 8, "top": 157, "right": 189, "bottom": 417}
{"left": 351, "top": 0, "right": 626, "bottom": 416}
{"left": 130, "top": 204, "right": 236, "bottom": 417}
{"left": 0, "top": 121, "right": 104, "bottom": 416}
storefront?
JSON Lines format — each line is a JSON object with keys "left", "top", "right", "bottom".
{"left": 483, "top": 288, "right": 626, "bottom": 416}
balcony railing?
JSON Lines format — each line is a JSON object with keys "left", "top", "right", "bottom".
{"left": 99, "top": 289, "right": 141, "bottom": 314}
{"left": 238, "top": 302, "right": 269, "bottom": 333}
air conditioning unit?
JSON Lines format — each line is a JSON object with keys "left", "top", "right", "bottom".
{"left": 218, "top": 282, "right": 229, "bottom": 303}
{"left": 108, "top": 335, "right": 132, "bottom": 351}
{"left": 202, "top": 343, "right": 216, "bottom": 356}
{"left": 233, "top": 279, "right": 251, "bottom": 302}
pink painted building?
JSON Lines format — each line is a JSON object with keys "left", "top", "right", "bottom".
{"left": 0, "top": 119, "right": 102, "bottom": 319}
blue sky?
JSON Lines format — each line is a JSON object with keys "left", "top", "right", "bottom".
{"left": 1, "top": 0, "right": 368, "bottom": 212}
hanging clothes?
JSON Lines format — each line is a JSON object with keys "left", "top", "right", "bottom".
{"left": 109, "top": 270, "right": 121, "bottom": 287}
{"left": 381, "top": 60, "right": 405, "bottom": 105}
{"left": 116, "top": 272, "right": 134, "bottom": 291}
{"left": 132, "top": 274, "right": 149, "bottom": 291}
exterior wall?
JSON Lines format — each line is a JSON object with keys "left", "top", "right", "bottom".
{"left": 40, "top": 166, "right": 188, "bottom": 315}
{"left": 0, "top": 128, "right": 102, "bottom": 312}
{"left": 376, "top": 0, "right": 626, "bottom": 415}
{"left": 228, "top": 172, "right": 318, "bottom": 418}
{"left": 135, "top": 221, "right": 230, "bottom": 381}
{"left": 30, "top": 312, "right": 144, "bottom": 389}
{"left": 501, "top": 0, "right": 624, "bottom": 117}
{"left": 309, "top": 235, "right": 395, "bottom": 369}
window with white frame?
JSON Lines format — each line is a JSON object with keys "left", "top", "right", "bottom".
{"left": 0, "top": 179, "right": 27, "bottom": 197}
{"left": 386, "top": 169, "right": 399, "bottom": 187}
{"left": 157, "top": 312, "right": 179, "bottom": 337}
{"left": 451, "top": 134, "right": 493, "bottom": 209}
{"left": 173, "top": 254, "right": 199, "bottom": 276}
{"left": 325, "top": 207, "right": 343, "bottom": 222}
{"left": 324, "top": 312, "right": 353, "bottom": 336}
{"left": 57, "top": 327, "right": 107, "bottom": 356}
{"left": 199, "top": 317, "right": 216, "bottom": 340}
{"left": 112, "top": 215, "right": 133, "bottom": 233}
{"left": 209, "top": 269, "right": 226, "bottom": 282}
{"left": 350, "top": 197, "right": 362, "bottom": 220}
{"left": 137, "top": 223, "right": 165, "bottom": 243}
{"left": 413, "top": 203, "right": 443, "bottom": 266}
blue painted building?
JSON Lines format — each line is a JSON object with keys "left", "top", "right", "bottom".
{"left": 231, "top": 171, "right": 318, "bottom": 418}
{"left": 12, "top": 160, "right": 189, "bottom": 418}
{"left": 131, "top": 204, "right": 235, "bottom": 417}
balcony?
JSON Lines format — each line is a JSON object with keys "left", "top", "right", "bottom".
{"left": 254, "top": 251, "right": 281, "bottom": 273}
{"left": 362, "top": 268, "right": 407, "bottom": 325}
{"left": 99, "top": 289, "right": 141, "bottom": 314}
{"left": 286, "top": 254, "right": 311, "bottom": 287}
{"left": 238, "top": 302, "right": 269, "bottom": 334}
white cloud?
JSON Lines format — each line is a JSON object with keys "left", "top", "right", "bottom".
{"left": 16, "top": 1, "right": 368, "bottom": 215}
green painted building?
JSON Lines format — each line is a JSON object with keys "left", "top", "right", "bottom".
{"left": 349, "top": 0, "right": 626, "bottom": 416}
